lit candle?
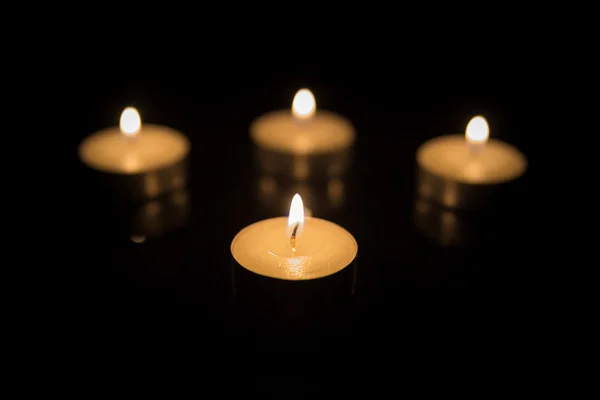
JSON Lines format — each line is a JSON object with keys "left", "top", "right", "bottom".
{"left": 249, "top": 89, "right": 355, "bottom": 180}
{"left": 250, "top": 89, "right": 355, "bottom": 155}
{"left": 78, "top": 107, "right": 190, "bottom": 201}
{"left": 416, "top": 115, "right": 528, "bottom": 209}
{"left": 231, "top": 194, "right": 357, "bottom": 280}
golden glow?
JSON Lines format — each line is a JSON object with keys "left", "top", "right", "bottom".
{"left": 120, "top": 107, "right": 141, "bottom": 136}
{"left": 465, "top": 115, "right": 489, "bottom": 144}
{"left": 287, "top": 193, "right": 305, "bottom": 238}
{"left": 292, "top": 89, "right": 316, "bottom": 119}
{"left": 130, "top": 235, "right": 146, "bottom": 243}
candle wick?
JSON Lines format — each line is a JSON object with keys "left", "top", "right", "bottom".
{"left": 290, "top": 222, "right": 299, "bottom": 252}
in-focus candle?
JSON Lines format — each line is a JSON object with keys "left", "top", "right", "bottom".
{"left": 229, "top": 194, "right": 357, "bottom": 327}
{"left": 413, "top": 197, "right": 488, "bottom": 247}
{"left": 231, "top": 194, "right": 357, "bottom": 280}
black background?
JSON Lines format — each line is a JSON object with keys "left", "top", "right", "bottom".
{"left": 64, "top": 48, "right": 536, "bottom": 385}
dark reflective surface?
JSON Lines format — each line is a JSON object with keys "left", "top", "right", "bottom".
{"left": 69, "top": 71, "right": 533, "bottom": 358}
{"left": 414, "top": 197, "right": 485, "bottom": 248}
{"left": 256, "top": 174, "right": 348, "bottom": 218}
{"left": 253, "top": 145, "right": 353, "bottom": 180}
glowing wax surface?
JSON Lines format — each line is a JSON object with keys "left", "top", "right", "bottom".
{"left": 79, "top": 124, "right": 189, "bottom": 174}
{"left": 231, "top": 217, "right": 357, "bottom": 280}
{"left": 417, "top": 134, "right": 527, "bottom": 184}
{"left": 250, "top": 110, "right": 355, "bottom": 155}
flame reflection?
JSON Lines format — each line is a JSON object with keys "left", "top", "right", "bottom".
{"left": 127, "top": 189, "right": 191, "bottom": 239}
{"left": 413, "top": 197, "right": 482, "bottom": 247}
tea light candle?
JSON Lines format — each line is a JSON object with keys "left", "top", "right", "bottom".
{"left": 78, "top": 107, "right": 190, "bottom": 201}
{"left": 250, "top": 88, "right": 355, "bottom": 155}
{"left": 231, "top": 194, "right": 357, "bottom": 280}
{"left": 416, "top": 116, "right": 528, "bottom": 209}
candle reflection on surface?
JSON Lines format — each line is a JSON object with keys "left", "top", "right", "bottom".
{"left": 126, "top": 188, "right": 191, "bottom": 240}
{"left": 292, "top": 156, "right": 310, "bottom": 180}
{"left": 327, "top": 178, "right": 345, "bottom": 209}
{"left": 413, "top": 197, "right": 482, "bottom": 248}
{"left": 130, "top": 235, "right": 146, "bottom": 244}
{"left": 256, "top": 175, "right": 345, "bottom": 218}
{"left": 254, "top": 148, "right": 353, "bottom": 182}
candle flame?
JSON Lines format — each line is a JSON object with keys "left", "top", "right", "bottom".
{"left": 465, "top": 115, "right": 489, "bottom": 144}
{"left": 120, "top": 107, "right": 142, "bottom": 136}
{"left": 287, "top": 193, "right": 305, "bottom": 239}
{"left": 292, "top": 89, "right": 316, "bottom": 119}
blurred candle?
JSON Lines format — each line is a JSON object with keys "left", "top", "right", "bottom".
{"left": 231, "top": 194, "right": 357, "bottom": 280}
{"left": 79, "top": 107, "right": 189, "bottom": 174}
{"left": 250, "top": 88, "right": 355, "bottom": 155}
{"left": 416, "top": 115, "right": 527, "bottom": 209}
{"left": 78, "top": 107, "right": 190, "bottom": 201}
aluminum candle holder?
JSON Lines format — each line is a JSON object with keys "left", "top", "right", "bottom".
{"left": 229, "top": 255, "right": 357, "bottom": 326}
{"left": 415, "top": 116, "right": 527, "bottom": 210}
{"left": 229, "top": 194, "right": 358, "bottom": 326}
{"left": 78, "top": 107, "right": 190, "bottom": 204}
{"left": 127, "top": 189, "right": 191, "bottom": 240}
{"left": 250, "top": 88, "right": 355, "bottom": 181}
